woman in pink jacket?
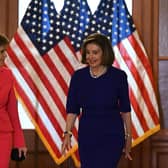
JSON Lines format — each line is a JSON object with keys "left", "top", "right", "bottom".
{"left": 0, "top": 34, "right": 27, "bottom": 167}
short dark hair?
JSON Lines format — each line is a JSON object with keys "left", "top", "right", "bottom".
{"left": 81, "top": 33, "right": 115, "bottom": 66}
{"left": 0, "top": 34, "right": 9, "bottom": 46}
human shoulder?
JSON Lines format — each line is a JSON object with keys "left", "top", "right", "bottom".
{"left": 109, "top": 66, "right": 127, "bottom": 78}
{"left": 0, "top": 66, "right": 13, "bottom": 77}
{"left": 73, "top": 66, "right": 88, "bottom": 76}
{"left": 109, "top": 66, "right": 126, "bottom": 73}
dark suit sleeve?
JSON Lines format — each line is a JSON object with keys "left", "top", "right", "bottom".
{"left": 118, "top": 71, "right": 131, "bottom": 112}
{"left": 66, "top": 72, "right": 80, "bottom": 115}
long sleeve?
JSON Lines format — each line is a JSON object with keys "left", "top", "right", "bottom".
{"left": 7, "top": 77, "right": 25, "bottom": 147}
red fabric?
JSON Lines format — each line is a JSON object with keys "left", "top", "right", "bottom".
{"left": 0, "top": 66, "right": 25, "bottom": 147}
{"left": 0, "top": 132, "right": 12, "bottom": 168}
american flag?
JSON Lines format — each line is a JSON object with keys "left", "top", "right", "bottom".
{"left": 6, "top": 0, "right": 160, "bottom": 167}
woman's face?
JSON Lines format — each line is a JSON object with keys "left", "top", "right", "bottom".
{"left": 0, "top": 45, "right": 7, "bottom": 65}
{"left": 85, "top": 43, "right": 103, "bottom": 68}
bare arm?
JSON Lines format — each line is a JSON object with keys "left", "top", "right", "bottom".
{"left": 61, "top": 113, "right": 77, "bottom": 155}
{"left": 65, "top": 113, "right": 77, "bottom": 132}
{"left": 121, "top": 112, "right": 132, "bottom": 160}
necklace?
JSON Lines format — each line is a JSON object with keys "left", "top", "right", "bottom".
{"left": 89, "top": 67, "right": 107, "bottom": 79}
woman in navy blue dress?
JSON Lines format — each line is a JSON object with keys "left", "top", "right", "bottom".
{"left": 62, "top": 33, "right": 132, "bottom": 168}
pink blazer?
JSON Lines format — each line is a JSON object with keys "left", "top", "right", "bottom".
{"left": 0, "top": 66, "right": 25, "bottom": 147}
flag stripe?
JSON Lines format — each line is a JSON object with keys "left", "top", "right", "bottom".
{"left": 113, "top": 45, "right": 156, "bottom": 130}
{"left": 118, "top": 37, "right": 159, "bottom": 124}
{"left": 5, "top": 56, "right": 64, "bottom": 156}
{"left": 113, "top": 58, "right": 148, "bottom": 135}
{"left": 7, "top": 43, "right": 65, "bottom": 139}
{"left": 43, "top": 52, "right": 69, "bottom": 95}
{"left": 14, "top": 32, "right": 67, "bottom": 118}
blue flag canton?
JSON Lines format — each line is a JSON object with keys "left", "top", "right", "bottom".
{"left": 87, "top": 0, "right": 136, "bottom": 46}
{"left": 21, "top": 0, "right": 136, "bottom": 55}
{"left": 109, "top": 0, "right": 136, "bottom": 46}
{"left": 21, "top": 0, "right": 64, "bottom": 55}
{"left": 60, "top": 0, "right": 93, "bottom": 51}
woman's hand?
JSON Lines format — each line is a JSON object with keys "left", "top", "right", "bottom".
{"left": 18, "top": 147, "right": 27, "bottom": 158}
{"left": 61, "top": 135, "right": 72, "bottom": 156}
{"left": 123, "top": 136, "right": 132, "bottom": 160}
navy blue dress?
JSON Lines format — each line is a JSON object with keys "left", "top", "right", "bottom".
{"left": 66, "top": 66, "right": 131, "bottom": 168}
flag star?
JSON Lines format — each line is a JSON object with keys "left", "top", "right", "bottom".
{"left": 26, "top": 20, "right": 30, "bottom": 24}
{"left": 49, "top": 33, "right": 53, "bottom": 38}
{"left": 76, "top": 43, "right": 80, "bottom": 48}
{"left": 50, "top": 5, "right": 54, "bottom": 10}
{"left": 49, "top": 41, "right": 53, "bottom": 45}
{"left": 43, "top": 18, "right": 47, "bottom": 22}
{"left": 77, "top": 37, "right": 81, "bottom": 41}
{"left": 69, "top": 17, "right": 73, "bottom": 22}
{"left": 120, "top": 20, "right": 124, "bottom": 23}
{"left": 34, "top": 8, "right": 37, "bottom": 12}
{"left": 44, "top": 11, "right": 48, "bottom": 15}
{"left": 115, "top": 24, "right": 119, "bottom": 28}
{"left": 76, "top": 13, "right": 79, "bottom": 17}
{"left": 32, "top": 22, "right": 36, "bottom": 26}
{"left": 74, "top": 20, "right": 78, "bottom": 24}
{"left": 72, "top": 3, "right": 76, "bottom": 7}
{"left": 92, "top": 20, "right": 96, "bottom": 24}
{"left": 126, "top": 29, "right": 129, "bottom": 33}
{"left": 103, "top": 19, "right": 107, "bottom": 23}
{"left": 105, "top": 12, "right": 108, "bottom": 16}
{"left": 80, "top": 15, "right": 84, "bottom": 20}
{"left": 65, "top": 8, "right": 68, "bottom": 12}
{"left": 44, "top": 3, "right": 48, "bottom": 8}
{"left": 127, "top": 15, "right": 130, "bottom": 18}
{"left": 33, "top": 15, "right": 37, "bottom": 19}
{"left": 80, "top": 23, "right": 84, "bottom": 27}
{"left": 56, "top": 28, "right": 60, "bottom": 32}
{"left": 93, "top": 15, "right": 96, "bottom": 19}
{"left": 113, "top": 39, "right": 117, "bottom": 42}
{"left": 73, "top": 27, "right": 77, "bottom": 31}
{"left": 72, "top": 34, "right": 76, "bottom": 38}
{"left": 102, "top": 27, "right": 106, "bottom": 30}
{"left": 50, "top": 13, "right": 54, "bottom": 17}
{"left": 50, "top": 20, "right": 54, "bottom": 24}
{"left": 70, "top": 10, "right": 74, "bottom": 15}
{"left": 43, "top": 32, "right": 47, "bottom": 36}
{"left": 43, "top": 25, "right": 47, "bottom": 29}
{"left": 42, "top": 46, "right": 46, "bottom": 50}
{"left": 100, "top": 10, "right": 104, "bottom": 14}
{"left": 122, "top": 5, "right": 125, "bottom": 9}
{"left": 42, "top": 39, "right": 47, "bottom": 43}
{"left": 27, "top": 12, "right": 31, "bottom": 17}
{"left": 31, "top": 29, "right": 35, "bottom": 33}
{"left": 56, "top": 35, "right": 60, "bottom": 40}
{"left": 63, "top": 15, "right": 67, "bottom": 19}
